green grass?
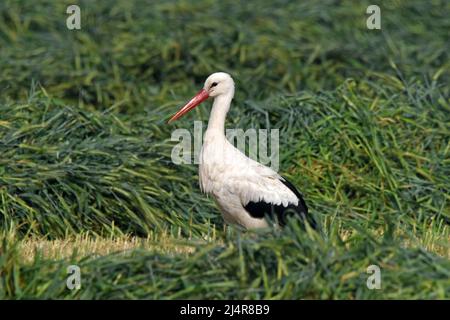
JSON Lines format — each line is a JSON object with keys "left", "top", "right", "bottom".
{"left": 0, "top": 0, "right": 449, "bottom": 299}
{"left": 1, "top": 222, "right": 449, "bottom": 299}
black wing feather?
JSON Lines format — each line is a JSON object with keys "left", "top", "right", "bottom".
{"left": 244, "top": 176, "right": 316, "bottom": 229}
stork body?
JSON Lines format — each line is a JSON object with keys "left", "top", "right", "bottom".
{"left": 169, "top": 72, "right": 313, "bottom": 230}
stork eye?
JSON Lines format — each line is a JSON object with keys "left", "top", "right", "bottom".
{"left": 210, "top": 82, "right": 218, "bottom": 88}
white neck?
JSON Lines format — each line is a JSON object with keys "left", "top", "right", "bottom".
{"left": 205, "top": 90, "right": 234, "bottom": 136}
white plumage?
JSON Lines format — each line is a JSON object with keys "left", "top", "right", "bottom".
{"left": 169, "top": 72, "right": 309, "bottom": 230}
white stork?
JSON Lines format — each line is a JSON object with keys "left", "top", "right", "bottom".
{"left": 169, "top": 72, "right": 315, "bottom": 230}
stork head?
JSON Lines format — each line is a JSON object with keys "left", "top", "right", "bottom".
{"left": 168, "top": 72, "right": 235, "bottom": 123}
{"left": 203, "top": 72, "right": 235, "bottom": 97}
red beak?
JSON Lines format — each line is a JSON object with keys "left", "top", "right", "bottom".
{"left": 168, "top": 89, "right": 209, "bottom": 123}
